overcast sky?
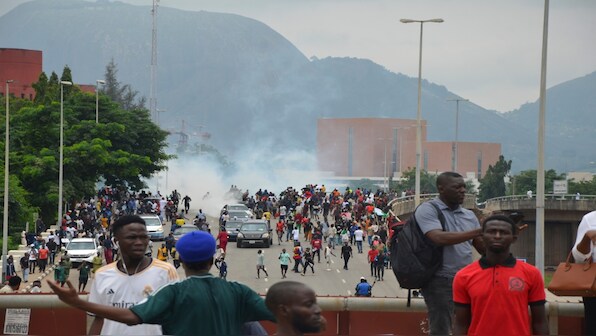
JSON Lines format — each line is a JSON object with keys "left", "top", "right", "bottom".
{"left": 2, "top": 0, "right": 595, "bottom": 112}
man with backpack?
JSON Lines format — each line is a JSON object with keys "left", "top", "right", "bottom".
{"left": 413, "top": 172, "right": 484, "bottom": 335}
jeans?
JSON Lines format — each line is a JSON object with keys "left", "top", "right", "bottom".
{"left": 22, "top": 268, "right": 29, "bottom": 282}
{"left": 49, "top": 251, "right": 56, "bottom": 265}
{"left": 356, "top": 241, "right": 363, "bottom": 253}
{"left": 421, "top": 276, "right": 454, "bottom": 336}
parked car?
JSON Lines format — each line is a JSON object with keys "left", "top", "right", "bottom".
{"left": 236, "top": 220, "right": 272, "bottom": 248}
{"left": 65, "top": 238, "right": 103, "bottom": 267}
{"left": 172, "top": 225, "right": 200, "bottom": 242}
{"left": 140, "top": 214, "right": 165, "bottom": 241}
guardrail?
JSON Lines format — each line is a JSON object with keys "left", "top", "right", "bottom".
{"left": 0, "top": 295, "right": 584, "bottom": 335}
{"left": 487, "top": 194, "right": 596, "bottom": 202}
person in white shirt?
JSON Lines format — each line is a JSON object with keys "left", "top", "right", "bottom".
{"left": 87, "top": 215, "right": 179, "bottom": 336}
{"left": 354, "top": 226, "right": 364, "bottom": 253}
{"left": 572, "top": 210, "right": 596, "bottom": 335}
{"left": 292, "top": 227, "right": 300, "bottom": 242}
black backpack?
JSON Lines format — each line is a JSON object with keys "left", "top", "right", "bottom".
{"left": 390, "top": 201, "right": 445, "bottom": 289}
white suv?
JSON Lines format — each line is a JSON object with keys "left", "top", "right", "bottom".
{"left": 65, "top": 238, "right": 102, "bottom": 267}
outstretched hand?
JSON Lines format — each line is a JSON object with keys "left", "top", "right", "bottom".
{"left": 47, "top": 280, "right": 81, "bottom": 307}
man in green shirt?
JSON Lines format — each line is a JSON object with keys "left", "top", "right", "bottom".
{"left": 48, "top": 231, "right": 275, "bottom": 335}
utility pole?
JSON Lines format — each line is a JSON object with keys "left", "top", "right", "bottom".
{"left": 149, "top": 0, "right": 159, "bottom": 123}
{"left": 447, "top": 98, "right": 468, "bottom": 173}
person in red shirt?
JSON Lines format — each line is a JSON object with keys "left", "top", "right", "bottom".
{"left": 276, "top": 220, "right": 285, "bottom": 245}
{"left": 367, "top": 246, "right": 379, "bottom": 279}
{"left": 37, "top": 244, "right": 49, "bottom": 272}
{"left": 216, "top": 227, "right": 229, "bottom": 252}
{"left": 453, "top": 215, "right": 548, "bottom": 336}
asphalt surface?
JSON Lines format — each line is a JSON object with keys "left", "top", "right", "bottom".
{"left": 34, "top": 210, "right": 407, "bottom": 299}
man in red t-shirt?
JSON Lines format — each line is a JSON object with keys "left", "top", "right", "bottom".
{"left": 367, "top": 246, "right": 379, "bottom": 279}
{"left": 453, "top": 215, "right": 548, "bottom": 336}
{"left": 276, "top": 220, "right": 285, "bottom": 245}
{"left": 37, "top": 244, "right": 49, "bottom": 272}
{"left": 216, "top": 228, "right": 229, "bottom": 252}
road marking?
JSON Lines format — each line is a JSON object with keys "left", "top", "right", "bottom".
{"left": 336, "top": 269, "right": 341, "bottom": 273}
{"left": 347, "top": 290, "right": 352, "bottom": 295}
{"left": 341, "top": 279, "right": 346, "bottom": 284}
{"left": 265, "top": 288, "right": 268, "bottom": 293}
{"left": 331, "top": 260, "right": 335, "bottom": 264}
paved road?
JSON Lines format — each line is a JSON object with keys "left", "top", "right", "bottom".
{"left": 37, "top": 210, "right": 408, "bottom": 300}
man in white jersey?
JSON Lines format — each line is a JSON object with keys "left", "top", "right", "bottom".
{"left": 88, "top": 215, "right": 178, "bottom": 335}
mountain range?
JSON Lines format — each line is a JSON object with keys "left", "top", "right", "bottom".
{"left": 1, "top": 0, "right": 594, "bottom": 173}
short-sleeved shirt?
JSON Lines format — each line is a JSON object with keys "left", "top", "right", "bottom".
{"left": 453, "top": 255, "right": 546, "bottom": 335}
{"left": 131, "top": 274, "right": 275, "bottom": 335}
{"left": 415, "top": 198, "right": 480, "bottom": 277}
{"left": 279, "top": 253, "right": 291, "bottom": 265}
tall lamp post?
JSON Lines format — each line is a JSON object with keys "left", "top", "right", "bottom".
{"left": 447, "top": 98, "right": 468, "bottom": 172}
{"left": 401, "top": 18, "right": 443, "bottom": 206}
{"left": 95, "top": 80, "right": 105, "bottom": 123}
{"left": 2, "top": 80, "right": 13, "bottom": 282}
{"left": 58, "top": 81, "right": 72, "bottom": 226}
{"left": 535, "top": 0, "right": 550, "bottom": 277}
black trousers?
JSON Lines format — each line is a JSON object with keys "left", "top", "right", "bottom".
{"left": 584, "top": 296, "right": 596, "bottom": 335}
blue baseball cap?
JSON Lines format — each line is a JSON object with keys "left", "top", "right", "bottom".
{"left": 176, "top": 231, "right": 217, "bottom": 263}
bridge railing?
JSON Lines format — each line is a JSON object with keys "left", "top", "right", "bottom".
{"left": 389, "top": 194, "right": 477, "bottom": 218}
{"left": 0, "top": 294, "right": 584, "bottom": 335}
{"left": 487, "top": 194, "right": 596, "bottom": 202}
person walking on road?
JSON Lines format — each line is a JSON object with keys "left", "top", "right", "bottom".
{"left": 301, "top": 248, "right": 315, "bottom": 276}
{"left": 292, "top": 226, "right": 300, "bottom": 243}
{"left": 340, "top": 241, "right": 353, "bottom": 270}
{"left": 216, "top": 228, "right": 229, "bottom": 253}
{"left": 37, "top": 243, "right": 49, "bottom": 272}
{"left": 278, "top": 248, "right": 291, "bottom": 278}
{"left": 324, "top": 243, "right": 336, "bottom": 271}
{"left": 182, "top": 195, "right": 191, "bottom": 214}
{"left": 256, "top": 250, "right": 269, "bottom": 279}
{"left": 78, "top": 261, "right": 91, "bottom": 292}
{"left": 354, "top": 226, "right": 364, "bottom": 253}
{"left": 19, "top": 253, "right": 29, "bottom": 283}
{"left": 292, "top": 243, "right": 303, "bottom": 273}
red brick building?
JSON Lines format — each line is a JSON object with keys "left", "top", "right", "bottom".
{"left": 317, "top": 118, "right": 500, "bottom": 179}
{"left": 0, "top": 48, "right": 43, "bottom": 100}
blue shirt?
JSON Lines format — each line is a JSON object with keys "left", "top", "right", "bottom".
{"left": 415, "top": 198, "right": 480, "bottom": 277}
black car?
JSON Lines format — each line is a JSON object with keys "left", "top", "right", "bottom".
{"left": 236, "top": 220, "right": 272, "bottom": 248}
{"left": 225, "top": 220, "right": 244, "bottom": 242}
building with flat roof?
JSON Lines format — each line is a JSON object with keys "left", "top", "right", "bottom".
{"left": 317, "top": 117, "right": 501, "bottom": 181}
{"left": 0, "top": 48, "right": 43, "bottom": 100}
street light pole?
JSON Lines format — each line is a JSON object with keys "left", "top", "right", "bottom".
{"left": 401, "top": 18, "right": 443, "bottom": 206}
{"left": 95, "top": 80, "right": 105, "bottom": 124}
{"left": 2, "top": 80, "right": 13, "bottom": 282}
{"left": 447, "top": 98, "right": 469, "bottom": 172}
{"left": 58, "top": 81, "right": 72, "bottom": 226}
{"left": 535, "top": 0, "right": 550, "bottom": 277}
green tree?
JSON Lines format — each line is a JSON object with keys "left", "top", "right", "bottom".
{"left": 349, "top": 178, "right": 378, "bottom": 192}
{"left": 569, "top": 176, "right": 596, "bottom": 195}
{"left": 103, "top": 59, "right": 146, "bottom": 110}
{"left": 510, "top": 169, "right": 566, "bottom": 196}
{"left": 478, "top": 155, "right": 512, "bottom": 201}
{"left": 10, "top": 66, "right": 169, "bottom": 224}
{"left": 390, "top": 168, "right": 438, "bottom": 194}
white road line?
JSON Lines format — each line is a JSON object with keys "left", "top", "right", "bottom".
{"left": 331, "top": 260, "right": 335, "bottom": 264}
{"left": 265, "top": 288, "right": 268, "bottom": 293}
{"left": 336, "top": 269, "right": 341, "bottom": 273}
{"left": 264, "top": 278, "right": 268, "bottom": 282}
{"left": 341, "top": 279, "right": 346, "bottom": 284}
{"left": 347, "top": 290, "right": 352, "bottom": 295}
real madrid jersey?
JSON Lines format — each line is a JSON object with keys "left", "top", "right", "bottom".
{"left": 88, "top": 258, "right": 179, "bottom": 335}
